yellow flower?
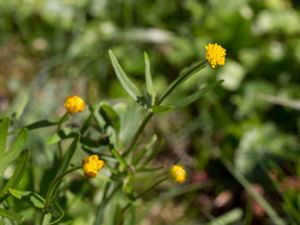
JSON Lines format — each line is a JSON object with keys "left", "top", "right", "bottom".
{"left": 205, "top": 43, "right": 226, "bottom": 68}
{"left": 170, "top": 165, "right": 186, "bottom": 184}
{"left": 82, "top": 155, "right": 105, "bottom": 178}
{"left": 64, "top": 96, "right": 85, "bottom": 114}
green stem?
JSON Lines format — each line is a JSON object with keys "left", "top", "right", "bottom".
{"left": 57, "top": 113, "right": 69, "bottom": 159}
{"left": 117, "top": 176, "right": 168, "bottom": 225}
{"left": 123, "top": 112, "right": 153, "bottom": 157}
{"left": 44, "top": 165, "right": 81, "bottom": 210}
{"left": 123, "top": 61, "right": 206, "bottom": 157}
{"left": 158, "top": 60, "right": 206, "bottom": 104}
{"left": 94, "top": 182, "right": 122, "bottom": 225}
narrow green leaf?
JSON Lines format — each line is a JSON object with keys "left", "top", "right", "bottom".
{"left": 144, "top": 52, "right": 155, "bottom": 105}
{"left": 0, "top": 129, "right": 28, "bottom": 176}
{"left": 171, "top": 80, "right": 222, "bottom": 108}
{"left": 10, "top": 88, "right": 29, "bottom": 119}
{"left": 80, "top": 105, "right": 94, "bottom": 134}
{"left": 48, "top": 201, "right": 64, "bottom": 225}
{"left": 0, "top": 150, "right": 30, "bottom": 201}
{"left": 151, "top": 105, "right": 175, "bottom": 113}
{"left": 99, "top": 102, "right": 121, "bottom": 132}
{"left": 207, "top": 208, "right": 243, "bottom": 225}
{"left": 9, "top": 188, "right": 45, "bottom": 209}
{"left": 57, "top": 133, "right": 80, "bottom": 176}
{"left": 0, "top": 117, "right": 10, "bottom": 156}
{"left": 26, "top": 120, "right": 58, "bottom": 130}
{"left": 47, "top": 128, "right": 75, "bottom": 145}
{"left": 111, "top": 148, "right": 128, "bottom": 169}
{"left": 0, "top": 207, "right": 23, "bottom": 221}
{"left": 109, "top": 50, "right": 143, "bottom": 101}
{"left": 133, "top": 134, "right": 157, "bottom": 166}
{"left": 221, "top": 157, "right": 286, "bottom": 225}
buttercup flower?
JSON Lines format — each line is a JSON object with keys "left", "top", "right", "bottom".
{"left": 64, "top": 96, "right": 85, "bottom": 114}
{"left": 205, "top": 43, "right": 226, "bottom": 68}
{"left": 170, "top": 165, "right": 186, "bottom": 184}
{"left": 82, "top": 155, "right": 105, "bottom": 178}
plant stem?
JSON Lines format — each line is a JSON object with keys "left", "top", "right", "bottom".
{"left": 158, "top": 60, "right": 206, "bottom": 104}
{"left": 116, "top": 176, "right": 168, "bottom": 225}
{"left": 44, "top": 165, "right": 81, "bottom": 210}
{"left": 123, "top": 112, "right": 153, "bottom": 157}
{"left": 123, "top": 61, "right": 206, "bottom": 157}
{"left": 94, "top": 182, "right": 122, "bottom": 225}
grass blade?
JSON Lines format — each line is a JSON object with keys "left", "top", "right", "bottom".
{"left": 221, "top": 157, "right": 286, "bottom": 225}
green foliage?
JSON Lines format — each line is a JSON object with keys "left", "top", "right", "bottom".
{"left": 1, "top": 0, "right": 300, "bottom": 224}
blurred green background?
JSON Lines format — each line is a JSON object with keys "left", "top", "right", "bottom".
{"left": 1, "top": 0, "right": 300, "bottom": 224}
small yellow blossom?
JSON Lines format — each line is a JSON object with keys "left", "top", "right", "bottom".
{"left": 205, "top": 43, "right": 226, "bottom": 68}
{"left": 82, "top": 155, "right": 105, "bottom": 178}
{"left": 64, "top": 96, "right": 85, "bottom": 114}
{"left": 170, "top": 165, "right": 186, "bottom": 184}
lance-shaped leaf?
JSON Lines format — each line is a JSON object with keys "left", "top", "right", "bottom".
{"left": 0, "top": 117, "right": 10, "bottom": 156}
{"left": 0, "top": 207, "right": 23, "bottom": 221}
{"left": 25, "top": 119, "right": 59, "bottom": 130}
{"left": 109, "top": 50, "right": 143, "bottom": 101}
{"left": 9, "top": 188, "right": 45, "bottom": 209}
{"left": 99, "top": 102, "right": 121, "bottom": 132}
{"left": 0, "top": 128, "right": 28, "bottom": 176}
{"left": 0, "top": 149, "right": 30, "bottom": 201}
{"left": 170, "top": 80, "right": 223, "bottom": 108}
{"left": 144, "top": 52, "right": 155, "bottom": 106}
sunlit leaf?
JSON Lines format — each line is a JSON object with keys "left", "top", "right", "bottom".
{"left": 207, "top": 208, "right": 243, "bottom": 225}
{"left": 109, "top": 50, "right": 144, "bottom": 102}
{"left": 144, "top": 52, "right": 155, "bottom": 106}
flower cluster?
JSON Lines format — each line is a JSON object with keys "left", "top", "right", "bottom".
{"left": 170, "top": 165, "right": 186, "bottom": 184}
{"left": 205, "top": 43, "right": 226, "bottom": 68}
{"left": 82, "top": 155, "right": 105, "bottom": 178}
{"left": 64, "top": 95, "right": 85, "bottom": 114}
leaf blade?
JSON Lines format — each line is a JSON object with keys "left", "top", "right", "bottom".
{"left": 0, "top": 117, "right": 10, "bottom": 156}
{"left": 0, "top": 149, "right": 31, "bottom": 201}
{"left": 144, "top": 52, "right": 155, "bottom": 105}
{"left": 171, "top": 80, "right": 223, "bottom": 108}
{"left": 0, "top": 128, "right": 28, "bottom": 176}
{"left": 0, "top": 207, "right": 23, "bottom": 221}
{"left": 109, "top": 50, "right": 143, "bottom": 101}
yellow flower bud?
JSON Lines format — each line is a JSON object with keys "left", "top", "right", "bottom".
{"left": 82, "top": 155, "right": 105, "bottom": 178}
{"left": 64, "top": 96, "right": 85, "bottom": 114}
{"left": 205, "top": 43, "right": 226, "bottom": 68}
{"left": 170, "top": 165, "right": 186, "bottom": 184}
